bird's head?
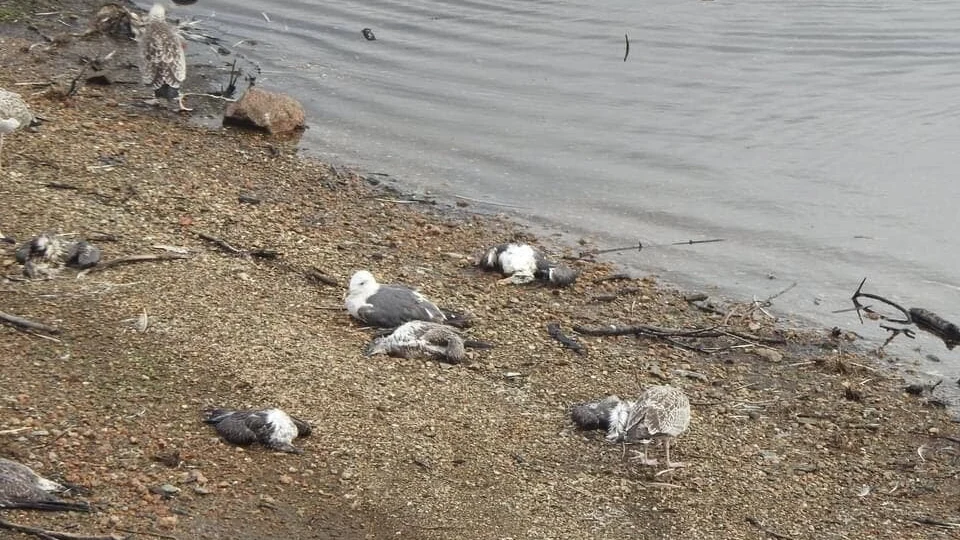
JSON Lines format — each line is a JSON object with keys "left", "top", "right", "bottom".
{"left": 347, "top": 270, "right": 379, "bottom": 297}
{"left": 146, "top": 2, "right": 167, "bottom": 22}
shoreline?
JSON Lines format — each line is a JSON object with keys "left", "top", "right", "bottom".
{"left": 2, "top": 3, "right": 960, "bottom": 539}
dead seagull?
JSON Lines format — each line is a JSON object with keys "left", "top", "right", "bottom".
{"left": 479, "top": 243, "right": 578, "bottom": 286}
{"left": 138, "top": 3, "right": 190, "bottom": 111}
{"left": 14, "top": 233, "right": 101, "bottom": 279}
{"left": 572, "top": 385, "right": 691, "bottom": 468}
{"left": 0, "top": 458, "right": 91, "bottom": 512}
{"left": 345, "top": 270, "right": 470, "bottom": 328}
{"left": 0, "top": 88, "right": 34, "bottom": 171}
{"left": 366, "top": 320, "right": 467, "bottom": 364}
{"left": 203, "top": 408, "right": 312, "bottom": 454}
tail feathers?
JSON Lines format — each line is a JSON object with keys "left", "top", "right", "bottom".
{"left": 202, "top": 408, "right": 236, "bottom": 424}
{"left": 0, "top": 499, "right": 92, "bottom": 512}
{"left": 463, "top": 339, "right": 494, "bottom": 349}
{"left": 441, "top": 310, "right": 473, "bottom": 329}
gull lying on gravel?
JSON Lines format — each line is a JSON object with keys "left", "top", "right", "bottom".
{"left": 0, "top": 457, "right": 90, "bottom": 512}
{"left": 345, "top": 270, "right": 470, "bottom": 328}
{"left": 203, "top": 408, "right": 312, "bottom": 454}
{"left": 478, "top": 242, "right": 578, "bottom": 286}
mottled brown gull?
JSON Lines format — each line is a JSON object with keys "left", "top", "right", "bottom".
{"left": 366, "top": 320, "right": 467, "bottom": 364}
{"left": 479, "top": 242, "right": 578, "bottom": 286}
{"left": 138, "top": 3, "right": 191, "bottom": 111}
{"left": 0, "top": 89, "right": 34, "bottom": 171}
{"left": 0, "top": 458, "right": 90, "bottom": 512}
{"left": 572, "top": 385, "right": 691, "bottom": 468}
{"left": 14, "top": 233, "right": 101, "bottom": 279}
{"left": 203, "top": 408, "right": 312, "bottom": 454}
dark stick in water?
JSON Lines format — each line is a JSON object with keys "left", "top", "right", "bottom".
{"left": 624, "top": 34, "right": 630, "bottom": 62}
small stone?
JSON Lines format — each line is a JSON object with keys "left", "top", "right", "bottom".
{"left": 279, "top": 474, "right": 293, "bottom": 485}
{"left": 157, "top": 516, "right": 178, "bottom": 529}
{"left": 224, "top": 87, "right": 306, "bottom": 134}
{"left": 158, "top": 484, "right": 181, "bottom": 496}
{"left": 753, "top": 348, "right": 783, "bottom": 363}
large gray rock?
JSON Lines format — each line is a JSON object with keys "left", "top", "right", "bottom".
{"left": 223, "top": 87, "right": 306, "bottom": 135}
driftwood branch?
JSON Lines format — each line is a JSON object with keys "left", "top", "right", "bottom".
{"left": 197, "top": 232, "right": 279, "bottom": 259}
{"left": 546, "top": 323, "right": 585, "bottom": 355}
{"left": 0, "top": 311, "right": 61, "bottom": 334}
{"left": 572, "top": 323, "right": 785, "bottom": 345}
{"left": 0, "top": 518, "right": 125, "bottom": 540}
{"left": 78, "top": 254, "right": 189, "bottom": 277}
{"left": 910, "top": 308, "right": 960, "bottom": 350}
{"left": 849, "top": 277, "right": 911, "bottom": 325}
{"left": 847, "top": 278, "right": 960, "bottom": 350}
{"left": 304, "top": 266, "right": 339, "bottom": 287}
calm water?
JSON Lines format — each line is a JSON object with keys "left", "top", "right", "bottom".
{"left": 163, "top": 0, "right": 960, "bottom": 395}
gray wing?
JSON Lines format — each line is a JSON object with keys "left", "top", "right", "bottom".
{"left": 0, "top": 459, "right": 89, "bottom": 512}
{"left": 14, "top": 241, "right": 31, "bottom": 264}
{"left": 66, "top": 241, "right": 101, "bottom": 268}
{"left": 358, "top": 285, "right": 445, "bottom": 327}
{"left": 571, "top": 396, "right": 622, "bottom": 431}
{"left": 420, "top": 326, "right": 465, "bottom": 364}
{"left": 208, "top": 412, "right": 260, "bottom": 445}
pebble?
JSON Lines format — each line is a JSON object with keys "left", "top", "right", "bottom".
{"left": 157, "top": 516, "right": 178, "bottom": 529}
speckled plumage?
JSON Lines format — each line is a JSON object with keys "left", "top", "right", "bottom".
{"left": 479, "top": 242, "right": 578, "bottom": 286}
{"left": 138, "top": 3, "right": 189, "bottom": 110}
{"left": 366, "top": 320, "right": 466, "bottom": 364}
{"left": 0, "top": 458, "right": 90, "bottom": 512}
{"left": 0, "top": 88, "right": 33, "bottom": 170}
{"left": 14, "top": 233, "right": 101, "bottom": 278}
{"left": 203, "top": 408, "right": 311, "bottom": 454}
{"left": 572, "top": 385, "right": 691, "bottom": 468}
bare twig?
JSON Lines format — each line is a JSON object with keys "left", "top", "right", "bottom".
{"left": 304, "top": 267, "right": 339, "bottom": 287}
{"left": 911, "top": 517, "right": 960, "bottom": 530}
{"left": 452, "top": 195, "right": 529, "bottom": 209}
{"left": 197, "top": 232, "right": 278, "bottom": 259}
{"left": 572, "top": 323, "right": 785, "bottom": 344}
{"left": 546, "top": 323, "right": 585, "bottom": 355}
{"left": 115, "top": 528, "right": 177, "bottom": 539}
{"left": 623, "top": 33, "right": 630, "bottom": 62}
{"left": 745, "top": 516, "right": 795, "bottom": 540}
{"left": 850, "top": 278, "right": 911, "bottom": 325}
{"left": 0, "top": 519, "right": 124, "bottom": 540}
{"left": 0, "top": 311, "right": 60, "bottom": 334}
{"left": 78, "top": 254, "right": 189, "bottom": 277}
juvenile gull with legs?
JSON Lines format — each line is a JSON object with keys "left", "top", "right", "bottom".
{"left": 572, "top": 385, "right": 691, "bottom": 468}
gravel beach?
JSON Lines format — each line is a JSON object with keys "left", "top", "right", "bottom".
{"left": 1, "top": 2, "right": 959, "bottom": 539}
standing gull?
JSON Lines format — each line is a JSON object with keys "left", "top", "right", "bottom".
{"left": 479, "top": 242, "right": 578, "bottom": 286}
{"left": 0, "top": 89, "right": 34, "bottom": 171}
{"left": 572, "top": 385, "right": 691, "bottom": 468}
{"left": 138, "top": 3, "right": 191, "bottom": 111}
{"left": 0, "top": 458, "right": 90, "bottom": 512}
{"left": 345, "top": 270, "right": 469, "bottom": 328}
{"left": 204, "top": 408, "right": 312, "bottom": 454}
{"left": 15, "top": 233, "right": 101, "bottom": 279}
{"left": 366, "top": 321, "right": 467, "bottom": 364}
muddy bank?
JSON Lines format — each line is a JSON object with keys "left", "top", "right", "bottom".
{"left": 1, "top": 3, "right": 959, "bottom": 539}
